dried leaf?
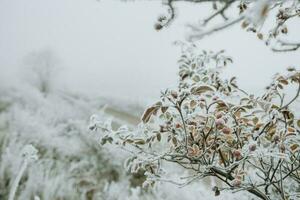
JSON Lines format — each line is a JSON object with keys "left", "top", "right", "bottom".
{"left": 287, "top": 126, "right": 295, "bottom": 133}
{"left": 257, "top": 33, "right": 263, "bottom": 40}
{"left": 241, "top": 21, "right": 249, "bottom": 29}
{"left": 135, "top": 139, "right": 146, "bottom": 145}
{"left": 156, "top": 133, "right": 161, "bottom": 142}
{"left": 297, "top": 120, "right": 300, "bottom": 128}
{"left": 230, "top": 77, "right": 237, "bottom": 84}
{"left": 161, "top": 106, "right": 168, "bottom": 113}
{"left": 216, "top": 100, "right": 228, "bottom": 111}
{"left": 253, "top": 117, "right": 259, "bottom": 125}
{"left": 191, "top": 85, "right": 215, "bottom": 95}
{"left": 190, "top": 100, "right": 197, "bottom": 109}
{"left": 125, "top": 139, "right": 134, "bottom": 144}
{"left": 142, "top": 102, "right": 161, "bottom": 123}
{"left": 254, "top": 123, "right": 264, "bottom": 131}
{"left": 290, "top": 144, "right": 299, "bottom": 151}
{"left": 172, "top": 137, "right": 178, "bottom": 146}
{"left": 278, "top": 79, "right": 289, "bottom": 85}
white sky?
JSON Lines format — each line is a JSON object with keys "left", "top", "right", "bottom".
{"left": 1, "top": 0, "right": 300, "bottom": 103}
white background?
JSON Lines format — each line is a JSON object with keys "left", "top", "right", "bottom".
{"left": 1, "top": 0, "right": 299, "bottom": 103}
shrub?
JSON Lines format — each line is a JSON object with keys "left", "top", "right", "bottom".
{"left": 91, "top": 44, "right": 300, "bottom": 200}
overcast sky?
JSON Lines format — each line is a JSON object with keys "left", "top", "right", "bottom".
{"left": 1, "top": 0, "right": 299, "bottom": 103}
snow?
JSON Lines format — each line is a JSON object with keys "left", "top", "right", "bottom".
{"left": 0, "top": 0, "right": 299, "bottom": 199}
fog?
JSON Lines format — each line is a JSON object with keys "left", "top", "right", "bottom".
{"left": 1, "top": 0, "right": 299, "bottom": 102}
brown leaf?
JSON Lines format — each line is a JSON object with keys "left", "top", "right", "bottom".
{"left": 172, "top": 137, "right": 178, "bottom": 147}
{"left": 252, "top": 117, "right": 259, "bottom": 125}
{"left": 290, "top": 144, "right": 299, "bottom": 152}
{"left": 287, "top": 126, "right": 295, "bottom": 133}
{"left": 141, "top": 102, "right": 162, "bottom": 123}
{"left": 191, "top": 85, "right": 215, "bottom": 95}
{"left": 241, "top": 21, "right": 249, "bottom": 29}
{"left": 161, "top": 106, "right": 168, "bottom": 113}
{"left": 297, "top": 120, "right": 300, "bottom": 128}
{"left": 190, "top": 100, "right": 197, "bottom": 108}
{"left": 254, "top": 123, "right": 264, "bottom": 131}
{"left": 134, "top": 139, "right": 146, "bottom": 145}
{"left": 257, "top": 33, "right": 263, "bottom": 40}
{"left": 278, "top": 79, "right": 289, "bottom": 85}
{"left": 156, "top": 133, "right": 161, "bottom": 142}
{"left": 216, "top": 100, "right": 228, "bottom": 111}
{"left": 235, "top": 110, "right": 241, "bottom": 118}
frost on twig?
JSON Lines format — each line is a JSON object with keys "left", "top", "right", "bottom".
{"left": 8, "top": 145, "right": 38, "bottom": 200}
{"left": 149, "top": 0, "right": 300, "bottom": 52}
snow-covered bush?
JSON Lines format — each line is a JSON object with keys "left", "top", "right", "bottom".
{"left": 91, "top": 44, "right": 300, "bottom": 200}
{"left": 1, "top": 49, "right": 231, "bottom": 200}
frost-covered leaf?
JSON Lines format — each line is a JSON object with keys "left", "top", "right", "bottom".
{"left": 191, "top": 85, "right": 215, "bottom": 95}
{"left": 142, "top": 102, "right": 162, "bottom": 123}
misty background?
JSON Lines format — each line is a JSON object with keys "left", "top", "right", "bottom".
{"left": 0, "top": 1, "right": 300, "bottom": 200}
{"left": 1, "top": 0, "right": 299, "bottom": 103}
